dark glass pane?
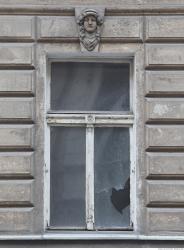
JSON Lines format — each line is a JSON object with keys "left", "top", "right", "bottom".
{"left": 94, "top": 128, "right": 130, "bottom": 229}
{"left": 51, "top": 62, "right": 129, "bottom": 111}
{"left": 50, "top": 127, "right": 86, "bottom": 228}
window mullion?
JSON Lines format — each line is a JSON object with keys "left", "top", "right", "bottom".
{"left": 86, "top": 123, "right": 95, "bottom": 230}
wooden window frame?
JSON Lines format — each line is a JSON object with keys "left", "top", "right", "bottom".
{"left": 44, "top": 55, "right": 135, "bottom": 232}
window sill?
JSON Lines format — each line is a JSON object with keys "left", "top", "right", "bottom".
{"left": 0, "top": 233, "right": 184, "bottom": 240}
{"left": 44, "top": 231, "right": 136, "bottom": 240}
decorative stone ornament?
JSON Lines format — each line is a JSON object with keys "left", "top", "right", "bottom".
{"left": 75, "top": 7, "right": 105, "bottom": 52}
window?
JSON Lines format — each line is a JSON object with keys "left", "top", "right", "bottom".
{"left": 45, "top": 56, "right": 134, "bottom": 231}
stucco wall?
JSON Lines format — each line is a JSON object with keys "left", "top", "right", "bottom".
{"left": 0, "top": 0, "right": 183, "bottom": 240}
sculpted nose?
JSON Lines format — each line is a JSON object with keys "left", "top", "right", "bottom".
{"left": 88, "top": 19, "right": 92, "bottom": 24}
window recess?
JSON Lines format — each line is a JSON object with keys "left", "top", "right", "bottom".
{"left": 46, "top": 59, "right": 134, "bottom": 231}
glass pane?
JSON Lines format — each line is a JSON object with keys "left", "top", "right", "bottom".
{"left": 50, "top": 127, "right": 86, "bottom": 229}
{"left": 51, "top": 62, "right": 129, "bottom": 111}
{"left": 94, "top": 128, "right": 130, "bottom": 229}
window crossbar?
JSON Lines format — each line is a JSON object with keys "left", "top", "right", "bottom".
{"left": 46, "top": 114, "right": 134, "bottom": 126}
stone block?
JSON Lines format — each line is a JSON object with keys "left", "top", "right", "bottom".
{"left": 148, "top": 208, "right": 184, "bottom": 232}
{"left": 145, "top": 71, "right": 184, "bottom": 95}
{"left": 146, "top": 45, "right": 184, "bottom": 67}
{"left": 0, "top": 152, "right": 34, "bottom": 176}
{"left": 0, "top": 208, "right": 33, "bottom": 232}
{"left": 146, "top": 152, "right": 184, "bottom": 176}
{"left": 0, "top": 98, "right": 34, "bottom": 119}
{"left": 0, "top": 45, "right": 34, "bottom": 66}
{"left": 146, "top": 125, "right": 184, "bottom": 147}
{"left": 146, "top": 16, "right": 184, "bottom": 41}
{"left": 147, "top": 180, "right": 184, "bottom": 204}
{"left": 146, "top": 98, "right": 184, "bottom": 120}
{"left": 0, "top": 125, "right": 34, "bottom": 147}
{"left": 0, "top": 16, "right": 35, "bottom": 40}
{"left": 0, "top": 180, "right": 33, "bottom": 204}
{"left": 0, "top": 70, "right": 35, "bottom": 93}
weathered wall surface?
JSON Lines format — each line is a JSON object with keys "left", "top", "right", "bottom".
{"left": 0, "top": 0, "right": 183, "bottom": 239}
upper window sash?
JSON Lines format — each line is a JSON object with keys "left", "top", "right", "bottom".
{"left": 47, "top": 57, "right": 133, "bottom": 114}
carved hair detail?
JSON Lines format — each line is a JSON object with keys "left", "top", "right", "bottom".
{"left": 76, "top": 9, "right": 103, "bottom": 27}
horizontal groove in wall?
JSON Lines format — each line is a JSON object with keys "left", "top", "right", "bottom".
{"left": 0, "top": 201, "right": 34, "bottom": 208}
{"left": 1, "top": 12, "right": 183, "bottom": 17}
{"left": 0, "top": 7, "right": 75, "bottom": 16}
{"left": 38, "top": 38, "right": 78, "bottom": 43}
{"left": 107, "top": 8, "right": 184, "bottom": 15}
{"left": 1, "top": 6, "right": 184, "bottom": 15}
{"left": 147, "top": 207, "right": 184, "bottom": 211}
{"left": 146, "top": 174, "right": 184, "bottom": 180}
{"left": 147, "top": 202, "right": 184, "bottom": 208}
{"left": 0, "top": 119, "right": 34, "bottom": 125}
{"left": 37, "top": 38, "right": 143, "bottom": 43}
{"left": 146, "top": 147, "right": 184, "bottom": 153}
{"left": 0, "top": 174, "right": 34, "bottom": 180}
{"left": 108, "top": 13, "right": 184, "bottom": 16}
{"left": 146, "top": 38, "right": 184, "bottom": 43}
{"left": 145, "top": 92, "right": 184, "bottom": 98}
{"left": 0, "top": 39, "right": 35, "bottom": 43}
{"left": 0, "top": 92, "right": 34, "bottom": 97}
{"left": 101, "top": 38, "right": 143, "bottom": 43}
{"left": 0, "top": 147, "right": 34, "bottom": 152}
{"left": 0, "top": 65, "right": 35, "bottom": 70}
{"left": 145, "top": 65, "right": 184, "bottom": 70}
{"left": 146, "top": 120, "right": 184, "bottom": 125}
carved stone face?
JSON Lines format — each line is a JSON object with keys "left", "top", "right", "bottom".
{"left": 83, "top": 15, "right": 97, "bottom": 33}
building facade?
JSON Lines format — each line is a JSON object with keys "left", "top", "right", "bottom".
{"left": 0, "top": 0, "right": 183, "bottom": 244}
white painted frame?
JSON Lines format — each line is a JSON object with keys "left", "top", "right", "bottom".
{"left": 44, "top": 53, "right": 136, "bottom": 233}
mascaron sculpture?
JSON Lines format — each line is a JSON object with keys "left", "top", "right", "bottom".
{"left": 75, "top": 8, "right": 104, "bottom": 52}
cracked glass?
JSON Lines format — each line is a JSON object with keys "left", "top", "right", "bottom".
{"left": 94, "top": 127, "right": 130, "bottom": 229}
